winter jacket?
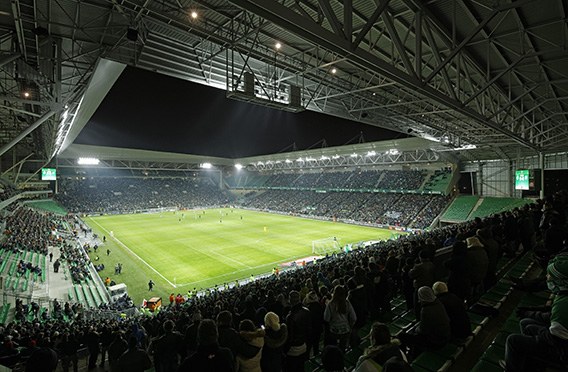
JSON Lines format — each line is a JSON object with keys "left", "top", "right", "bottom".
{"left": 354, "top": 340, "right": 407, "bottom": 372}
{"left": 236, "top": 329, "right": 265, "bottom": 372}
{"left": 261, "top": 324, "right": 288, "bottom": 372}
{"left": 417, "top": 299, "right": 451, "bottom": 348}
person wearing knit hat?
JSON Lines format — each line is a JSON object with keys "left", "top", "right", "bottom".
{"left": 547, "top": 253, "right": 568, "bottom": 293}
{"left": 417, "top": 286, "right": 436, "bottom": 303}
{"left": 264, "top": 312, "right": 281, "bottom": 331}
{"left": 398, "top": 286, "right": 450, "bottom": 357}
{"left": 501, "top": 253, "right": 568, "bottom": 372}
{"left": 262, "top": 312, "right": 288, "bottom": 372}
{"left": 432, "top": 282, "right": 472, "bottom": 340}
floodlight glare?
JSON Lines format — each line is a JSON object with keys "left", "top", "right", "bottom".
{"left": 366, "top": 151, "right": 376, "bottom": 156}
{"left": 285, "top": 159, "right": 292, "bottom": 163}
{"left": 77, "top": 157, "right": 100, "bottom": 165}
{"left": 332, "top": 155, "right": 340, "bottom": 159}
{"left": 275, "top": 42, "right": 282, "bottom": 50}
{"left": 191, "top": 11, "right": 198, "bottom": 19}
{"left": 235, "top": 163, "right": 243, "bottom": 170}
{"left": 350, "top": 153, "right": 358, "bottom": 158}
{"left": 331, "top": 68, "right": 337, "bottom": 74}
{"left": 199, "top": 162, "right": 212, "bottom": 169}
{"left": 23, "top": 92, "right": 30, "bottom": 98}
{"left": 388, "top": 149, "right": 400, "bottom": 155}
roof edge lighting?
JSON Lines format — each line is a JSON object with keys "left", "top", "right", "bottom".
{"left": 77, "top": 157, "right": 100, "bottom": 165}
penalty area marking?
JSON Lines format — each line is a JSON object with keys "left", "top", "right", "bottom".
{"left": 87, "top": 217, "right": 177, "bottom": 288}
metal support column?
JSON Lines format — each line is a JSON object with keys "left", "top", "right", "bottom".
{"left": 539, "top": 152, "right": 544, "bottom": 199}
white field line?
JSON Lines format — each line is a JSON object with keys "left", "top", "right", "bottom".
{"left": 88, "top": 217, "right": 177, "bottom": 288}
{"left": 175, "top": 254, "right": 310, "bottom": 287}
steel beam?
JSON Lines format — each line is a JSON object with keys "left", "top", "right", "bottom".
{"left": 228, "top": 0, "right": 538, "bottom": 151}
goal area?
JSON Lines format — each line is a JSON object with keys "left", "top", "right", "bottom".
{"left": 312, "top": 237, "right": 342, "bottom": 255}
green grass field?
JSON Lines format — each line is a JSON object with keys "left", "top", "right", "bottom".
{"left": 85, "top": 208, "right": 394, "bottom": 305}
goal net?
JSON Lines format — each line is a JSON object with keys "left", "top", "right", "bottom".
{"left": 312, "top": 237, "right": 342, "bottom": 255}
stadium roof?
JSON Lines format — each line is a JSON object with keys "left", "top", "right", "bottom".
{"left": 0, "top": 0, "right": 567, "bottom": 174}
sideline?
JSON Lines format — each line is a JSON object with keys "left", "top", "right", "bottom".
{"left": 87, "top": 217, "right": 177, "bottom": 288}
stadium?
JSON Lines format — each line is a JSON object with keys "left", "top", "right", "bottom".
{"left": 0, "top": 1, "right": 567, "bottom": 372}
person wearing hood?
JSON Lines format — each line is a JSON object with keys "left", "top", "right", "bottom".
{"left": 354, "top": 323, "right": 409, "bottom": 372}
{"left": 236, "top": 319, "right": 264, "bottom": 372}
{"left": 261, "top": 312, "right": 288, "bottom": 372}
{"left": 501, "top": 253, "right": 568, "bottom": 371}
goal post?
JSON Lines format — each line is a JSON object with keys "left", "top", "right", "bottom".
{"left": 312, "top": 237, "right": 342, "bottom": 255}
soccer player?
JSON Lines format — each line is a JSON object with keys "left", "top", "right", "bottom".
{"left": 148, "top": 280, "right": 154, "bottom": 291}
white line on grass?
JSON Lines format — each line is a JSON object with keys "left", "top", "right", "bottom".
{"left": 175, "top": 254, "right": 308, "bottom": 287}
{"left": 88, "top": 218, "right": 177, "bottom": 288}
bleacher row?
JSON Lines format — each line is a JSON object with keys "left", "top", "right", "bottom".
{"left": 303, "top": 252, "right": 535, "bottom": 372}
{"left": 0, "top": 249, "right": 46, "bottom": 294}
{"left": 471, "top": 285, "right": 557, "bottom": 372}
{"left": 441, "top": 196, "right": 532, "bottom": 223}
{"left": 66, "top": 276, "right": 108, "bottom": 308}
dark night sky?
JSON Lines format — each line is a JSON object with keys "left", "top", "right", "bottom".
{"left": 75, "top": 67, "right": 406, "bottom": 158}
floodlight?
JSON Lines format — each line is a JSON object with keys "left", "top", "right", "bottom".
{"left": 296, "top": 157, "right": 304, "bottom": 162}
{"left": 285, "top": 159, "right": 292, "bottom": 163}
{"left": 366, "top": 151, "right": 376, "bottom": 156}
{"left": 332, "top": 155, "right": 340, "bottom": 159}
{"left": 388, "top": 149, "right": 399, "bottom": 155}
{"left": 23, "top": 92, "right": 30, "bottom": 98}
{"left": 350, "top": 153, "right": 358, "bottom": 158}
{"left": 320, "top": 155, "right": 329, "bottom": 160}
{"left": 275, "top": 42, "right": 282, "bottom": 50}
{"left": 77, "top": 157, "right": 100, "bottom": 165}
{"left": 331, "top": 68, "right": 337, "bottom": 74}
{"left": 234, "top": 163, "right": 243, "bottom": 170}
{"left": 191, "top": 11, "right": 198, "bottom": 19}
{"left": 199, "top": 162, "right": 212, "bottom": 169}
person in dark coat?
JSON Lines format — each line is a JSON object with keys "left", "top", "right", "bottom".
{"left": 117, "top": 336, "right": 152, "bottom": 372}
{"left": 398, "top": 287, "right": 450, "bottom": 357}
{"left": 108, "top": 332, "right": 128, "bottom": 372}
{"left": 179, "top": 319, "right": 234, "bottom": 372}
{"left": 477, "top": 228, "right": 500, "bottom": 290}
{"left": 85, "top": 327, "right": 100, "bottom": 370}
{"left": 303, "top": 291, "right": 324, "bottom": 356}
{"left": 432, "top": 282, "right": 472, "bottom": 340}
{"left": 445, "top": 241, "right": 470, "bottom": 301}
{"left": 409, "top": 250, "right": 435, "bottom": 314}
{"left": 216, "top": 310, "right": 259, "bottom": 362}
{"left": 261, "top": 312, "right": 288, "bottom": 372}
{"left": 401, "top": 257, "right": 415, "bottom": 311}
{"left": 466, "top": 237, "right": 489, "bottom": 302}
{"left": 284, "top": 290, "right": 312, "bottom": 372}
{"left": 150, "top": 320, "right": 184, "bottom": 372}
{"left": 58, "top": 332, "right": 80, "bottom": 372}
{"left": 347, "top": 277, "right": 368, "bottom": 347}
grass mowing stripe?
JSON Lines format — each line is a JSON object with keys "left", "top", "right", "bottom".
{"left": 87, "top": 217, "right": 177, "bottom": 288}
{"left": 85, "top": 208, "right": 396, "bottom": 304}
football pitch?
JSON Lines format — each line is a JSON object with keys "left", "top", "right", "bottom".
{"left": 85, "top": 208, "right": 394, "bottom": 304}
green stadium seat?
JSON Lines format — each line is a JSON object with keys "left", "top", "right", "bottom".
{"left": 411, "top": 351, "right": 451, "bottom": 372}
{"left": 492, "top": 331, "right": 510, "bottom": 348}
{"left": 467, "top": 312, "right": 488, "bottom": 327}
{"left": 471, "top": 359, "right": 504, "bottom": 372}
{"left": 433, "top": 343, "right": 462, "bottom": 361}
{"left": 481, "top": 344, "right": 505, "bottom": 366}
{"left": 503, "top": 319, "right": 520, "bottom": 334}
